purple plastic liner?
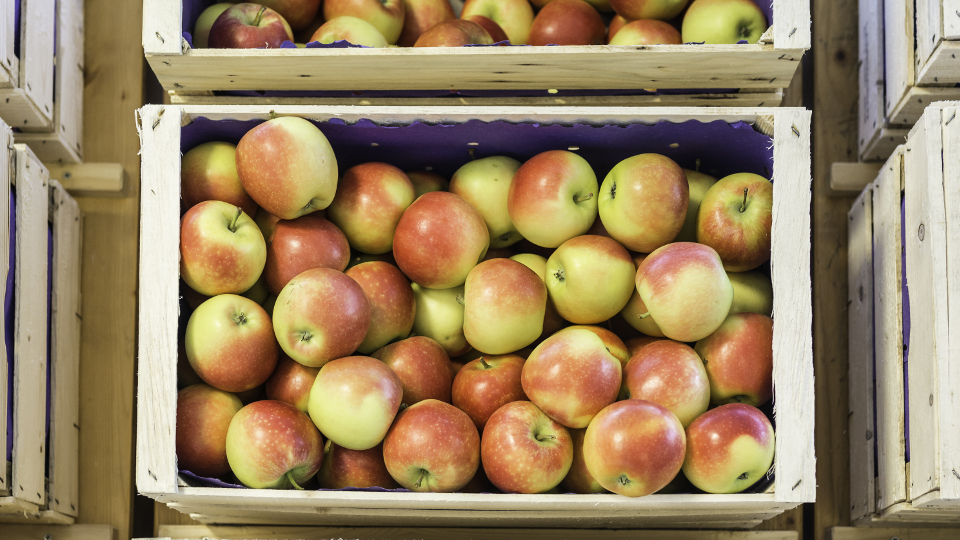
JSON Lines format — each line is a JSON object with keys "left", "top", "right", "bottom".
{"left": 13, "top": 0, "right": 20, "bottom": 60}
{"left": 902, "top": 195, "right": 910, "bottom": 463}
{"left": 44, "top": 225, "right": 51, "bottom": 475}
{"left": 5, "top": 191, "right": 14, "bottom": 463}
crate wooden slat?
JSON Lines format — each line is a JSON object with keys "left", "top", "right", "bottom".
{"left": 136, "top": 104, "right": 814, "bottom": 528}
{"left": 0, "top": 523, "right": 114, "bottom": 539}
{"left": 0, "top": 1, "right": 16, "bottom": 88}
{"left": 0, "top": 0, "right": 55, "bottom": 130}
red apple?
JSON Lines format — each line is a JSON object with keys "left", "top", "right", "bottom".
{"left": 624, "top": 335, "right": 664, "bottom": 356}
{"left": 481, "top": 401, "right": 573, "bottom": 493}
{"left": 258, "top": 0, "right": 322, "bottom": 31}
{"left": 265, "top": 353, "right": 320, "bottom": 413}
{"left": 464, "top": 258, "right": 546, "bottom": 355}
{"left": 452, "top": 354, "right": 527, "bottom": 430}
{"left": 383, "top": 400, "right": 481, "bottom": 492}
{"left": 406, "top": 170, "right": 448, "bottom": 198}
{"left": 464, "top": 15, "right": 509, "bottom": 43}
{"left": 610, "top": 0, "right": 690, "bottom": 21}
{"left": 318, "top": 441, "right": 399, "bottom": 489}
{"left": 176, "top": 384, "right": 243, "bottom": 478}
{"left": 694, "top": 312, "right": 773, "bottom": 406}
{"left": 182, "top": 142, "right": 257, "bottom": 216}
{"left": 608, "top": 18, "right": 682, "bottom": 45}
{"left": 310, "top": 16, "right": 390, "bottom": 47}
{"left": 208, "top": 3, "right": 294, "bottom": 48}
{"left": 264, "top": 214, "right": 350, "bottom": 295}
{"left": 323, "top": 0, "right": 406, "bottom": 44}
{"left": 372, "top": 336, "right": 453, "bottom": 406}
{"left": 697, "top": 172, "right": 773, "bottom": 272}
{"left": 346, "top": 261, "right": 417, "bottom": 354}
{"left": 622, "top": 340, "right": 710, "bottom": 427}
{"left": 294, "top": 12, "right": 325, "bottom": 42}
{"left": 397, "top": 0, "right": 456, "bottom": 46}
{"left": 194, "top": 3, "right": 236, "bottom": 49}
{"left": 180, "top": 201, "right": 266, "bottom": 296}
{"left": 414, "top": 19, "right": 495, "bottom": 46}
{"left": 545, "top": 235, "right": 635, "bottom": 324}
{"left": 606, "top": 14, "right": 628, "bottom": 43}
{"left": 327, "top": 163, "right": 416, "bottom": 254}
{"left": 528, "top": 0, "right": 606, "bottom": 46}
{"left": 567, "top": 325, "right": 629, "bottom": 367}
{"left": 561, "top": 428, "right": 608, "bottom": 494}
{"left": 461, "top": 0, "right": 534, "bottom": 44}
{"left": 272, "top": 268, "right": 371, "bottom": 368}
{"left": 682, "top": 403, "right": 774, "bottom": 493}
{"left": 583, "top": 399, "right": 686, "bottom": 496}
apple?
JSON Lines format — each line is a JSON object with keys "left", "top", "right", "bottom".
{"left": 346, "top": 261, "right": 417, "bottom": 354}
{"left": 193, "top": 3, "right": 236, "bottom": 49}
{"left": 264, "top": 214, "right": 350, "bottom": 295}
{"left": 410, "top": 283, "right": 471, "bottom": 356}
{"left": 568, "top": 325, "right": 629, "bottom": 367}
{"left": 622, "top": 340, "right": 710, "bottom": 427}
{"left": 697, "top": 172, "right": 773, "bottom": 272}
{"left": 480, "top": 247, "right": 515, "bottom": 262}
{"left": 682, "top": 0, "right": 767, "bottom": 44}
{"left": 528, "top": 0, "right": 606, "bottom": 46}
{"left": 177, "top": 339, "right": 205, "bottom": 389}
{"left": 530, "top": 0, "right": 612, "bottom": 10}
{"left": 606, "top": 14, "right": 628, "bottom": 43}
{"left": 295, "top": 12, "right": 325, "bottom": 42}
{"left": 406, "top": 170, "right": 448, "bottom": 198}
{"left": 180, "top": 201, "right": 266, "bottom": 296}
{"left": 324, "top": 0, "right": 406, "bottom": 44}
{"left": 185, "top": 294, "right": 278, "bottom": 393}
{"left": 176, "top": 384, "right": 243, "bottom": 477}
{"left": 318, "top": 441, "right": 400, "bottom": 489}
{"left": 545, "top": 235, "right": 635, "bottom": 324}
{"left": 636, "top": 242, "right": 733, "bottom": 342}
{"left": 236, "top": 116, "right": 338, "bottom": 220}
{"left": 461, "top": 0, "right": 534, "bottom": 44}
{"left": 265, "top": 353, "right": 320, "bottom": 413}
{"left": 397, "top": 0, "right": 456, "bottom": 46}
{"left": 608, "top": 19, "right": 682, "bottom": 45}
{"left": 598, "top": 153, "right": 688, "bottom": 253}
{"left": 327, "top": 163, "right": 416, "bottom": 254}
{"left": 449, "top": 157, "right": 522, "bottom": 249}
{"left": 695, "top": 312, "right": 773, "bottom": 407}
{"left": 461, "top": 16, "right": 508, "bottom": 44}
{"left": 624, "top": 335, "right": 664, "bottom": 356}
{"left": 236, "top": 384, "right": 265, "bottom": 405}
{"left": 310, "top": 16, "right": 389, "bottom": 46}
{"left": 308, "top": 355, "right": 403, "bottom": 450}
{"left": 393, "top": 191, "right": 490, "bottom": 289}
{"left": 682, "top": 403, "right": 774, "bottom": 493}
{"left": 257, "top": 0, "right": 322, "bottom": 31}
{"left": 481, "top": 401, "right": 573, "bottom": 493}
{"left": 620, "top": 254, "right": 665, "bottom": 337}
{"left": 452, "top": 354, "right": 527, "bottom": 430}
{"left": 610, "top": 0, "right": 689, "bottom": 21}
{"left": 461, "top": 465, "right": 499, "bottom": 493}
{"left": 674, "top": 168, "right": 717, "bottom": 243}
{"left": 508, "top": 150, "right": 598, "bottom": 248}
{"left": 560, "top": 428, "right": 608, "bottom": 494}
{"left": 208, "top": 3, "right": 294, "bottom": 48}
{"left": 242, "top": 274, "right": 271, "bottom": 305}
{"left": 414, "top": 19, "right": 494, "bottom": 46}
{"left": 255, "top": 209, "right": 282, "bottom": 245}
{"left": 372, "top": 336, "right": 453, "bottom": 406}
{"left": 272, "top": 268, "right": 370, "bottom": 368}
{"left": 346, "top": 250, "right": 396, "bottom": 270}
{"left": 510, "top": 253, "right": 568, "bottom": 338}
{"left": 728, "top": 269, "right": 773, "bottom": 316}
{"left": 225, "top": 400, "right": 324, "bottom": 489}
{"left": 583, "top": 400, "right": 686, "bottom": 496}
{"left": 521, "top": 327, "right": 621, "bottom": 428}
{"left": 383, "top": 399, "right": 480, "bottom": 491}
{"left": 463, "top": 259, "right": 546, "bottom": 354}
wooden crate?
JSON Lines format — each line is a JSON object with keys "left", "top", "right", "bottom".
{"left": 0, "top": 119, "right": 83, "bottom": 525}
{"left": 0, "top": 0, "right": 84, "bottom": 164}
{"left": 847, "top": 102, "right": 960, "bottom": 525}
{"left": 143, "top": 0, "right": 808, "bottom": 105}
{"left": 136, "top": 104, "right": 814, "bottom": 528}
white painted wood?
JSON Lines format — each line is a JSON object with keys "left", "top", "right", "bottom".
{"left": 0, "top": 0, "right": 17, "bottom": 88}
{"left": 0, "top": 0, "right": 55, "bottom": 130}
{"left": 859, "top": 0, "right": 886, "bottom": 161}
{"left": 0, "top": 120, "right": 9, "bottom": 496}
{"left": 46, "top": 164, "right": 126, "bottom": 197}
{"left": 916, "top": 0, "right": 943, "bottom": 75}
{"left": 773, "top": 0, "right": 811, "bottom": 50}
{"left": 944, "top": 0, "right": 960, "bottom": 39}
{"left": 0, "top": 524, "right": 113, "bottom": 539}
{"left": 848, "top": 185, "right": 875, "bottom": 522}
{"left": 884, "top": 0, "right": 915, "bottom": 119}
{"left": 50, "top": 0, "right": 84, "bottom": 162}
{"left": 830, "top": 162, "right": 882, "bottom": 193}
{"left": 887, "top": 86, "right": 960, "bottom": 127}
{"left": 861, "top": 127, "right": 909, "bottom": 163}
{"left": 142, "top": 0, "right": 183, "bottom": 55}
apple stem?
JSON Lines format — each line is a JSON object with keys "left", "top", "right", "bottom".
{"left": 536, "top": 434, "right": 556, "bottom": 442}
{"left": 254, "top": 5, "right": 266, "bottom": 26}
{"left": 468, "top": 148, "right": 476, "bottom": 161}
{"left": 455, "top": 294, "right": 465, "bottom": 306}
{"left": 695, "top": 158, "right": 701, "bottom": 172}
{"left": 637, "top": 311, "right": 651, "bottom": 320}
{"left": 479, "top": 356, "right": 492, "bottom": 369}
{"left": 286, "top": 472, "right": 304, "bottom": 490}
{"left": 415, "top": 469, "right": 427, "bottom": 489}
{"left": 574, "top": 193, "right": 594, "bottom": 203}
{"left": 229, "top": 206, "right": 243, "bottom": 233}
{"left": 739, "top": 188, "right": 748, "bottom": 213}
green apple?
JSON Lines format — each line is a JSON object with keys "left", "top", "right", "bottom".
{"left": 310, "top": 16, "right": 389, "bottom": 47}
{"left": 545, "top": 235, "right": 635, "bottom": 324}
{"left": 681, "top": 0, "right": 768, "bottom": 44}
{"left": 463, "top": 259, "right": 546, "bottom": 355}
{"left": 674, "top": 168, "right": 717, "bottom": 243}
{"left": 728, "top": 269, "right": 773, "bottom": 316}
{"left": 411, "top": 283, "right": 471, "bottom": 357}
{"left": 450, "top": 156, "right": 523, "bottom": 249}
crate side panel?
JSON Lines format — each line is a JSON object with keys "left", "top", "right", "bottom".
{"left": 945, "top": 0, "right": 960, "bottom": 39}
{"left": 859, "top": 0, "right": 886, "bottom": 160}
{"left": 143, "top": 0, "right": 183, "bottom": 55}
{"left": 884, "top": 0, "right": 914, "bottom": 118}
{"left": 888, "top": 87, "right": 960, "bottom": 127}
{"left": 915, "top": 0, "right": 942, "bottom": 75}
{"left": 17, "top": 0, "right": 54, "bottom": 125}
{"left": 773, "top": 0, "right": 811, "bottom": 49}
{"left": 0, "top": 122, "right": 9, "bottom": 495}
{"left": 52, "top": 0, "right": 84, "bottom": 163}
{"left": 0, "top": 0, "right": 16, "bottom": 88}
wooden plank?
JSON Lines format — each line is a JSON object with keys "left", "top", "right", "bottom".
{"left": 915, "top": 0, "right": 943, "bottom": 76}
{"left": 0, "top": 121, "right": 10, "bottom": 496}
{"left": 944, "top": 0, "right": 960, "bottom": 39}
{"left": 858, "top": 0, "right": 886, "bottom": 162}
{"left": 0, "top": 0, "right": 16, "bottom": 88}
{"left": 0, "top": 524, "right": 114, "bottom": 539}
{"left": 884, "top": 0, "right": 915, "bottom": 119}
{"left": 847, "top": 185, "right": 874, "bottom": 522}
{"left": 887, "top": 86, "right": 960, "bottom": 127}
{"left": 830, "top": 162, "right": 882, "bottom": 193}
{"left": 774, "top": 0, "right": 811, "bottom": 50}
{"left": 860, "top": 127, "right": 909, "bottom": 163}
{"left": 829, "top": 527, "right": 960, "bottom": 540}
{"left": 142, "top": 0, "right": 183, "bottom": 56}
{"left": 0, "top": 0, "right": 55, "bottom": 129}
{"left": 46, "top": 164, "right": 127, "bottom": 198}
{"left": 917, "top": 41, "right": 960, "bottom": 85}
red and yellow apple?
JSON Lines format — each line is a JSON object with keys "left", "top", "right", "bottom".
{"left": 264, "top": 214, "right": 350, "bottom": 295}
{"left": 450, "top": 156, "right": 523, "bottom": 249}
{"left": 323, "top": 0, "right": 406, "bottom": 44}
{"left": 413, "top": 19, "right": 494, "bottom": 46}
{"left": 560, "top": 428, "right": 608, "bottom": 494}
{"left": 452, "top": 354, "right": 528, "bottom": 430}
{"left": 406, "top": 170, "right": 448, "bottom": 198}
{"left": 309, "top": 16, "right": 389, "bottom": 46}
{"left": 695, "top": 312, "right": 773, "bottom": 406}
{"left": 411, "top": 283, "right": 471, "bottom": 356}
{"left": 620, "top": 255, "right": 665, "bottom": 337}
{"left": 682, "top": 403, "right": 775, "bottom": 493}
{"left": 193, "top": 3, "right": 236, "bottom": 49}
{"left": 346, "top": 261, "right": 417, "bottom": 354}
{"left": 481, "top": 401, "right": 573, "bottom": 493}
{"left": 372, "top": 336, "right": 453, "bottom": 406}
{"left": 528, "top": 0, "right": 606, "bottom": 46}
{"left": 181, "top": 141, "right": 257, "bottom": 216}
{"left": 327, "top": 162, "right": 416, "bottom": 254}
{"left": 176, "top": 384, "right": 243, "bottom": 478}
{"left": 681, "top": 0, "right": 768, "bottom": 44}
{"left": 258, "top": 0, "right": 322, "bottom": 30}
{"left": 608, "top": 19, "right": 682, "bottom": 45}
{"left": 610, "top": 0, "right": 690, "bottom": 21}
{"left": 208, "top": 3, "right": 294, "bottom": 48}
{"left": 318, "top": 441, "right": 400, "bottom": 489}
{"left": 697, "top": 172, "right": 773, "bottom": 271}
{"left": 265, "top": 353, "right": 320, "bottom": 413}
{"left": 180, "top": 201, "right": 266, "bottom": 296}
{"left": 622, "top": 340, "right": 710, "bottom": 427}
{"left": 463, "top": 258, "right": 547, "bottom": 354}
{"left": 396, "top": 0, "right": 456, "bottom": 46}
{"left": 460, "top": 0, "right": 535, "bottom": 44}
{"left": 545, "top": 235, "right": 635, "bottom": 324}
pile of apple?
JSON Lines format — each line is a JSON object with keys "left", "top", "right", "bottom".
{"left": 176, "top": 115, "right": 777, "bottom": 497}
{"left": 195, "top": 0, "right": 769, "bottom": 50}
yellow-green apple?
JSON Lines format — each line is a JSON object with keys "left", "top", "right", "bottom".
{"left": 176, "top": 384, "right": 243, "bottom": 477}
{"left": 560, "top": 428, "right": 608, "bottom": 494}
{"left": 697, "top": 172, "right": 772, "bottom": 272}
{"left": 346, "top": 262, "right": 417, "bottom": 354}
{"left": 372, "top": 336, "right": 453, "bottom": 406}
{"left": 463, "top": 259, "right": 546, "bottom": 354}
{"left": 528, "top": 0, "right": 606, "bottom": 45}
{"left": 393, "top": 192, "right": 489, "bottom": 289}
{"left": 310, "top": 16, "right": 389, "bottom": 46}
{"left": 509, "top": 253, "right": 568, "bottom": 338}
{"left": 318, "top": 441, "right": 400, "bottom": 489}
{"left": 236, "top": 116, "right": 338, "bottom": 220}
{"left": 225, "top": 400, "right": 324, "bottom": 489}
{"left": 675, "top": 168, "right": 717, "bottom": 243}
{"left": 452, "top": 354, "right": 527, "bottom": 430}
{"left": 411, "top": 283, "right": 471, "bottom": 356}
{"left": 608, "top": 19, "right": 682, "bottom": 44}
{"left": 208, "top": 3, "right": 294, "bottom": 48}
{"left": 242, "top": 274, "right": 271, "bottom": 304}
{"left": 681, "top": 0, "right": 767, "bottom": 44}
{"left": 620, "top": 255, "right": 665, "bottom": 337}
{"left": 396, "top": 0, "right": 456, "bottom": 46}
{"left": 265, "top": 353, "right": 320, "bottom": 413}
{"left": 624, "top": 335, "right": 665, "bottom": 356}
{"left": 521, "top": 327, "right": 622, "bottom": 428}
{"left": 193, "top": 3, "right": 235, "bottom": 48}
{"left": 328, "top": 163, "right": 415, "bottom": 254}
{"left": 272, "top": 268, "right": 370, "bottom": 368}
{"left": 568, "top": 325, "right": 629, "bottom": 367}
{"left": 606, "top": 14, "right": 628, "bottom": 42}
{"left": 728, "top": 269, "right": 773, "bottom": 316}
{"left": 598, "top": 153, "right": 688, "bottom": 253}
{"left": 180, "top": 201, "right": 266, "bottom": 296}
{"left": 185, "top": 294, "right": 278, "bottom": 392}
{"left": 636, "top": 242, "right": 733, "bottom": 342}
{"left": 406, "top": 170, "right": 448, "bottom": 198}
{"left": 583, "top": 400, "right": 686, "bottom": 496}
{"left": 682, "top": 403, "right": 774, "bottom": 493}
{"left": 413, "top": 19, "right": 494, "bottom": 46}
{"left": 546, "top": 235, "right": 635, "bottom": 324}
{"left": 255, "top": 209, "right": 281, "bottom": 245}
{"left": 508, "top": 150, "right": 598, "bottom": 248}
{"left": 480, "top": 401, "right": 573, "bottom": 493}
{"left": 324, "top": 0, "right": 406, "bottom": 43}
{"left": 610, "top": 0, "right": 689, "bottom": 21}
{"left": 257, "top": 0, "right": 322, "bottom": 30}
{"left": 622, "top": 340, "right": 710, "bottom": 427}
{"left": 695, "top": 312, "right": 773, "bottom": 406}
{"left": 181, "top": 141, "right": 257, "bottom": 216}
{"left": 450, "top": 156, "right": 523, "bottom": 249}
{"left": 264, "top": 214, "right": 350, "bottom": 295}
{"left": 461, "top": 0, "right": 534, "bottom": 44}
{"left": 382, "top": 399, "right": 480, "bottom": 491}
{"left": 308, "top": 355, "right": 403, "bottom": 450}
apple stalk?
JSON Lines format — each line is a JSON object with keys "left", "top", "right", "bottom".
{"left": 286, "top": 471, "right": 304, "bottom": 490}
